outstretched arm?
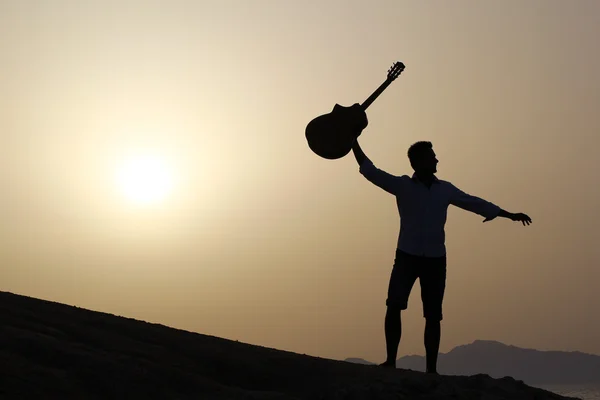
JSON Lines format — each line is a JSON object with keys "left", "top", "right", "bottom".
{"left": 449, "top": 184, "right": 532, "bottom": 226}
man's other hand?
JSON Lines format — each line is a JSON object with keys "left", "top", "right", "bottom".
{"left": 510, "top": 212, "right": 532, "bottom": 226}
{"left": 483, "top": 212, "right": 532, "bottom": 226}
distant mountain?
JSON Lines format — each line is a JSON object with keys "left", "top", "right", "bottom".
{"left": 346, "top": 340, "right": 600, "bottom": 385}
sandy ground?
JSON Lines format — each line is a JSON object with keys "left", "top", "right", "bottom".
{"left": 0, "top": 291, "right": 580, "bottom": 399}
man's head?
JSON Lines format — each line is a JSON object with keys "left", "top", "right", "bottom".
{"left": 408, "top": 141, "right": 438, "bottom": 174}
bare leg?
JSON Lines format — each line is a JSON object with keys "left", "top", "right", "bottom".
{"left": 381, "top": 306, "right": 402, "bottom": 367}
{"left": 424, "top": 318, "right": 441, "bottom": 374}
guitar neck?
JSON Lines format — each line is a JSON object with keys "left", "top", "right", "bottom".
{"left": 360, "top": 78, "right": 394, "bottom": 111}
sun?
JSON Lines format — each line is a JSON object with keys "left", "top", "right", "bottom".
{"left": 115, "top": 154, "right": 175, "bottom": 206}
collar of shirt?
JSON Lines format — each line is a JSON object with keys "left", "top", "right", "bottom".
{"left": 411, "top": 173, "right": 441, "bottom": 185}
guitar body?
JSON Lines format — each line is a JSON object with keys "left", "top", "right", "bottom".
{"left": 305, "top": 104, "right": 365, "bottom": 160}
{"left": 305, "top": 61, "right": 405, "bottom": 160}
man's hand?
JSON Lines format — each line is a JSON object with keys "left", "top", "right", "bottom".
{"left": 350, "top": 103, "right": 368, "bottom": 135}
{"left": 483, "top": 210, "right": 532, "bottom": 226}
{"left": 510, "top": 213, "right": 533, "bottom": 226}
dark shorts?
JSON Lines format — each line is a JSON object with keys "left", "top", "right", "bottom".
{"left": 386, "top": 249, "right": 447, "bottom": 321}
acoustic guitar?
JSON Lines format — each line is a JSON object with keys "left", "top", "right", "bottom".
{"left": 305, "top": 61, "right": 406, "bottom": 160}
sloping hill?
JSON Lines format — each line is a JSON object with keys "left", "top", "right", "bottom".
{"left": 0, "top": 291, "right": 577, "bottom": 399}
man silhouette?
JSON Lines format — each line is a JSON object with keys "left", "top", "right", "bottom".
{"left": 350, "top": 110, "right": 532, "bottom": 374}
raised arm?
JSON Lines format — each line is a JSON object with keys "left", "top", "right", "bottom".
{"left": 351, "top": 140, "right": 367, "bottom": 166}
{"left": 352, "top": 140, "right": 403, "bottom": 196}
{"left": 449, "top": 183, "right": 532, "bottom": 226}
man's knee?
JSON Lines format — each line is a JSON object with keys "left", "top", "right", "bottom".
{"left": 386, "top": 304, "right": 403, "bottom": 315}
{"left": 386, "top": 297, "right": 408, "bottom": 310}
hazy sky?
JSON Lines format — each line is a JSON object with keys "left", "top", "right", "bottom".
{"left": 2, "top": 0, "right": 599, "bottom": 363}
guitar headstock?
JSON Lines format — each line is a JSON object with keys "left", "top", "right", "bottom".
{"left": 387, "top": 61, "right": 405, "bottom": 81}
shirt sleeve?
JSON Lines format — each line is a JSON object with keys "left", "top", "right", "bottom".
{"left": 448, "top": 183, "right": 501, "bottom": 219}
{"left": 359, "top": 159, "right": 403, "bottom": 196}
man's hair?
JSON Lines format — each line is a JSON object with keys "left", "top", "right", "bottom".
{"left": 407, "top": 141, "right": 433, "bottom": 167}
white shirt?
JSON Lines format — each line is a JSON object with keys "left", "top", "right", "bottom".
{"left": 360, "top": 159, "right": 501, "bottom": 258}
